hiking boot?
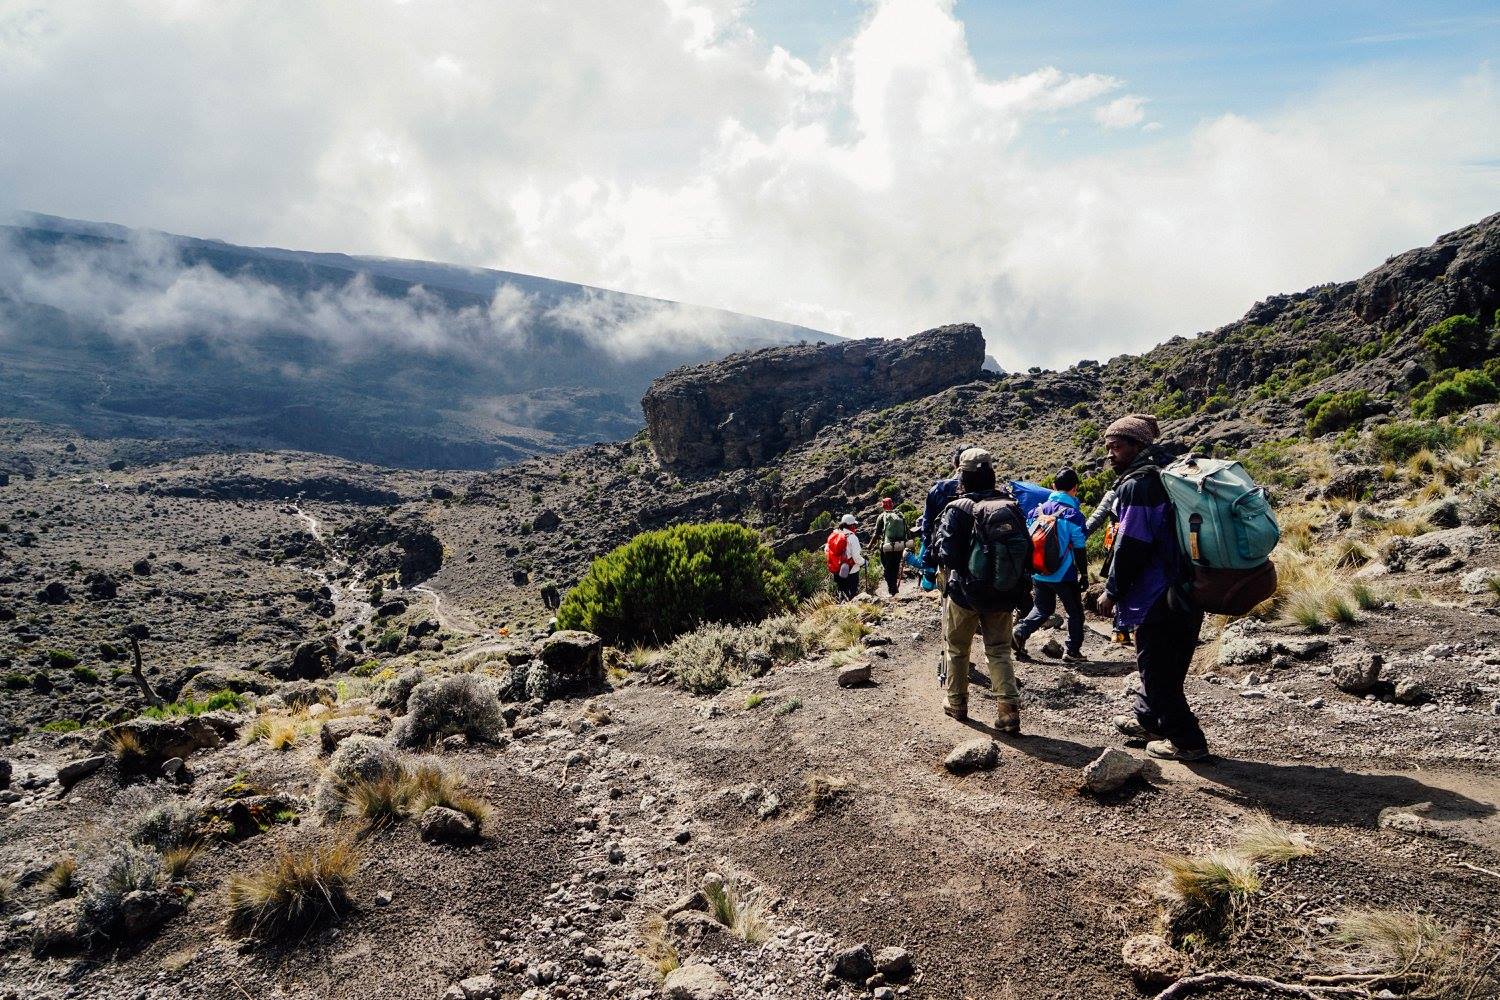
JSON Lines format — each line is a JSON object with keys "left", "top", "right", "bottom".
{"left": 995, "top": 702, "right": 1021, "bottom": 736}
{"left": 1010, "top": 633, "right": 1031, "bottom": 662}
{"left": 1112, "top": 715, "right": 1161, "bottom": 741}
{"left": 944, "top": 702, "right": 969, "bottom": 722}
{"left": 1146, "top": 739, "right": 1210, "bottom": 762}
{"left": 1062, "top": 648, "right": 1085, "bottom": 663}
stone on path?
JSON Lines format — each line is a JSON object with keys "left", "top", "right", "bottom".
{"left": 662, "top": 962, "right": 732, "bottom": 1000}
{"left": 1121, "top": 934, "right": 1189, "bottom": 989}
{"left": 837, "top": 662, "right": 871, "bottom": 687}
{"left": 1080, "top": 748, "right": 1144, "bottom": 795}
{"left": 944, "top": 739, "right": 999, "bottom": 775}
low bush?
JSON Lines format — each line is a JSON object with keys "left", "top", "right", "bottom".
{"left": 315, "top": 735, "right": 402, "bottom": 817}
{"left": 1304, "top": 389, "right": 1369, "bottom": 436}
{"left": 1413, "top": 369, "right": 1498, "bottom": 418}
{"left": 1420, "top": 314, "right": 1486, "bottom": 369}
{"left": 798, "top": 596, "right": 880, "bottom": 653}
{"left": 774, "top": 550, "right": 834, "bottom": 604}
{"left": 390, "top": 673, "right": 503, "bottom": 747}
{"left": 130, "top": 799, "right": 203, "bottom": 851}
{"left": 808, "top": 511, "right": 833, "bottom": 532}
{"left": 48, "top": 649, "right": 80, "bottom": 670}
{"left": 557, "top": 522, "right": 791, "bottom": 645}
{"left": 142, "top": 689, "right": 244, "bottom": 719}
{"left": 226, "top": 835, "right": 360, "bottom": 939}
{"left": 374, "top": 667, "right": 427, "bottom": 713}
{"left": 655, "top": 616, "right": 804, "bottom": 694}
{"left": 1371, "top": 420, "right": 1454, "bottom": 462}
{"left": 80, "top": 844, "right": 163, "bottom": 944}
{"left": 40, "top": 719, "right": 81, "bottom": 733}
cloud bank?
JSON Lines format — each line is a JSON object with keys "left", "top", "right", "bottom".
{"left": 1, "top": 0, "right": 1495, "bottom": 370}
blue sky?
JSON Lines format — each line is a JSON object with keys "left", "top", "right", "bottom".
{"left": 747, "top": 1, "right": 1500, "bottom": 153}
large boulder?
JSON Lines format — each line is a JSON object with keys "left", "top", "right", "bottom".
{"left": 335, "top": 513, "right": 443, "bottom": 586}
{"left": 535, "top": 631, "right": 604, "bottom": 698}
{"left": 642, "top": 324, "right": 986, "bottom": 470}
{"left": 100, "top": 716, "right": 223, "bottom": 765}
{"left": 177, "top": 664, "right": 276, "bottom": 703}
{"left": 264, "top": 637, "right": 339, "bottom": 681}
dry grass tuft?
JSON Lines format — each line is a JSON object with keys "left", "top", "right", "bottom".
{"left": 42, "top": 856, "right": 79, "bottom": 898}
{"left": 162, "top": 843, "right": 204, "bottom": 881}
{"left": 1232, "top": 816, "right": 1314, "bottom": 863}
{"left": 0, "top": 872, "right": 15, "bottom": 911}
{"left": 107, "top": 728, "right": 149, "bottom": 770}
{"left": 226, "top": 835, "right": 361, "bottom": 939}
{"left": 1336, "top": 910, "right": 1498, "bottom": 999}
{"left": 342, "top": 760, "right": 491, "bottom": 831}
{"left": 639, "top": 914, "right": 681, "bottom": 979}
{"left": 798, "top": 595, "right": 880, "bottom": 653}
{"left": 704, "top": 880, "right": 771, "bottom": 944}
{"left": 342, "top": 774, "right": 410, "bottom": 827}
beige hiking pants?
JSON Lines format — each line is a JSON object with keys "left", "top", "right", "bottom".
{"left": 943, "top": 599, "right": 1018, "bottom": 709}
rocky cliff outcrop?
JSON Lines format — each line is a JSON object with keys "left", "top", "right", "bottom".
{"left": 642, "top": 324, "right": 986, "bottom": 471}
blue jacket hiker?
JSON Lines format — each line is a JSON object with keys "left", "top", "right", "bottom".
{"left": 1011, "top": 469, "right": 1089, "bottom": 661}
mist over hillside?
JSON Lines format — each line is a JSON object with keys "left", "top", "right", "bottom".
{"left": 0, "top": 214, "right": 834, "bottom": 469}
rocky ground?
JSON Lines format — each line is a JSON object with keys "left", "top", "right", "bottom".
{"left": 3, "top": 214, "right": 1499, "bottom": 998}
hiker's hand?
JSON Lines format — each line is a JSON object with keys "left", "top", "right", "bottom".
{"left": 1097, "top": 593, "right": 1115, "bottom": 617}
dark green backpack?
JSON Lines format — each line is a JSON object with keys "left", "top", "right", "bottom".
{"left": 956, "top": 496, "right": 1032, "bottom": 596}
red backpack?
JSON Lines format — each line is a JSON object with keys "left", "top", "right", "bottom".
{"left": 825, "top": 528, "right": 850, "bottom": 573}
{"left": 1030, "top": 513, "right": 1063, "bottom": 576}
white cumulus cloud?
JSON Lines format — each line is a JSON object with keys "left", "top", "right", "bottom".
{"left": 0, "top": 0, "right": 1495, "bottom": 372}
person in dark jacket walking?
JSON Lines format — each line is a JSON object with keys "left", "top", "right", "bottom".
{"left": 934, "top": 448, "right": 1028, "bottom": 735}
{"left": 1011, "top": 468, "right": 1088, "bottom": 661}
{"left": 1095, "top": 414, "right": 1210, "bottom": 761}
{"left": 922, "top": 444, "right": 976, "bottom": 589}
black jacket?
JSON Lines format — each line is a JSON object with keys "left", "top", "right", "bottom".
{"left": 934, "top": 486, "right": 1027, "bottom": 612}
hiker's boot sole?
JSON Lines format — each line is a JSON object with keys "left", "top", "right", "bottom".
{"left": 1146, "top": 739, "right": 1210, "bottom": 762}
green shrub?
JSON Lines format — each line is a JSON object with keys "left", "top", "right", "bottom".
{"left": 1420, "top": 314, "right": 1485, "bottom": 369}
{"left": 1305, "top": 390, "right": 1369, "bottom": 437}
{"left": 1371, "top": 421, "right": 1454, "bottom": 462}
{"left": 775, "top": 550, "right": 834, "bottom": 604}
{"left": 557, "top": 523, "right": 791, "bottom": 645}
{"left": 656, "top": 616, "right": 804, "bottom": 694}
{"left": 874, "top": 478, "right": 902, "bottom": 502}
{"left": 72, "top": 665, "right": 100, "bottom": 683}
{"left": 40, "top": 719, "right": 81, "bottom": 733}
{"left": 1412, "top": 369, "right": 1498, "bottom": 419}
{"left": 808, "top": 511, "right": 833, "bottom": 532}
{"left": 48, "top": 649, "right": 80, "bottom": 670}
{"left": 142, "top": 689, "right": 244, "bottom": 719}
{"left": 3, "top": 671, "right": 32, "bottom": 690}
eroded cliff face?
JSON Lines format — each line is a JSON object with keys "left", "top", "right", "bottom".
{"left": 641, "top": 323, "right": 987, "bottom": 471}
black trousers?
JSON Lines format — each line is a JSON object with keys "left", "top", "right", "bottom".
{"left": 833, "top": 570, "right": 861, "bottom": 601}
{"left": 1132, "top": 597, "right": 1207, "bottom": 751}
{"left": 1014, "top": 578, "right": 1084, "bottom": 653}
{"left": 880, "top": 551, "right": 902, "bottom": 595}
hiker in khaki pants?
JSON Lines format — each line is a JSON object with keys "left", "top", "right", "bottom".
{"left": 932, "top": 448, "right": 1028, "bottom": 735}
{"left": 942, "top": 597, "right": 1019, "bottom": 720}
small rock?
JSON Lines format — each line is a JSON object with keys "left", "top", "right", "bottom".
{"left": 420, "top": 805, "right": 480, "bottom": 843}
{"left": 873, "top": 946, "right": 913, "bottom": 979}
{"left": 1378, "top": 801, "right": 1439, "bottom": 837}
{"left": 1332, "top": 653, "right": 1382, "bottom": 694}
{"left": 1040, "top": 638, "right": 1065, "bottom": 659}
{"left": 662, "top": 963, "right": 732, "bottom": 1000}
{"left": 836, "top": 662, "right": 871, "bottom": 687}
{"left": 1121, "top": 934, "right": 1189, "bottom": 989}
{"left": 57, "top": 755, "right": 108, "bottom": 788}
{"left": 944, "top": 739, "right": 999, "bottom": 775}
{"left": 1080, "top": 748, "right": 1144, "bottom": 795}
{"left": 375, "top": 890, "right": 394, "bottom": 907}
{"left": 457, "top": 974, "right": 499, "bottom": 1000}
{"left": 160, "top": 757, "right": 188, "bottom": 783}
{"left": 830, "top": 943, "right": 876, "bottom": 982}
{"left": 1393, "top": 677, "right": 1428, "bottom": 705}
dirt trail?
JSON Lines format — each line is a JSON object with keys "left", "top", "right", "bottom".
{"left": 290, "top": 504, "right": 374, "bottom": 644}
{"left": 595, "top": 591, "right": 1500, "bottom": 998}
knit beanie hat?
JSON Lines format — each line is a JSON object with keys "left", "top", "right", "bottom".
{"left": 1104, "top": 413, "right": 1160, "bottom": 446}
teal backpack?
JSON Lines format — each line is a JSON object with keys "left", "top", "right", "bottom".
{"left": 1159, "top": 456, "right": 1280, "bottom": 615}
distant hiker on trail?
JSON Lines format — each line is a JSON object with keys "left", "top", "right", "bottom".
{"left": 1011, "top": 467, "right": 1088, "bottom": 663}
{"left": 922, "top": 444, "right": 976, "bottom": 592}
{"left": 934, "top": 448, "right": 1031, "bottom": 735}
{"left": 1095, "top": 414, "right": 1210, "bottom": 762}
{"left": 871, "top": 497, "right": 908, "bottom": 596}
{"left": 826, "top": 513, "right": 866, "bottom": 602}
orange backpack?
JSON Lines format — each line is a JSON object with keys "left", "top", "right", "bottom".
{"left": 825, "top": 528, "right": 850, "bottom": 573}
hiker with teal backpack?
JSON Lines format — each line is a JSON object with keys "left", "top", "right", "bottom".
{"left": 1097, "top": 414, "right": 1279, "bottom": 762}
{"left": 1011, "top": 467, "right": 1089, "bottom": 662}
{"left": 933, "top": 448, "right": 1032, "bottom": 735}
{"left": 871, "top": 497, "right": 909, "bottom": 596}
